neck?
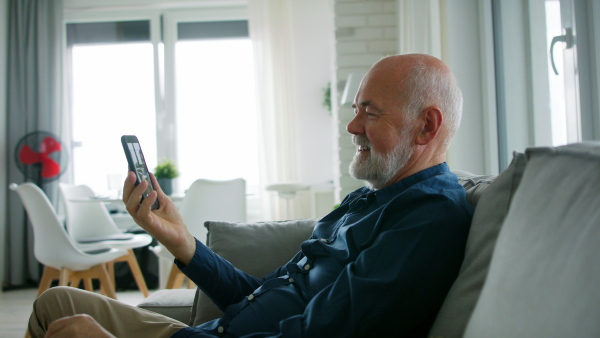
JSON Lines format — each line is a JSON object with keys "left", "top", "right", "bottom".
{"left": 379, "top": 145, "right": 446, "bottom": 189}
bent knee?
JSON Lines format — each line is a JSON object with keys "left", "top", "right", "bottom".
{"left": 37, "top": 286, "right": 77, "bottom": 305}
{"left": 34, "top": 286, "right": 87, "bottom": 318}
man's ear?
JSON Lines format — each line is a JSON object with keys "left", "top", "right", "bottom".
{"left": 415, "top": 107, "right": 443, "bottom": 145}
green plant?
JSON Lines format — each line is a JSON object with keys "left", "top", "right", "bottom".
{"left": 154, "top": 159, "right": 179, "bottom": 179}
{"left": 322, "top": 82, "right": 332, "bottom": 115}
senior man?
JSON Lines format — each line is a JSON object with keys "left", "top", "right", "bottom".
{"left": 29, "top": 53, "right": 473, "bottom": 338}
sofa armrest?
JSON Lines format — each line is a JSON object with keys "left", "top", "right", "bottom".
{"left": 137, "top": 289, "right": 196, "bottom": 324}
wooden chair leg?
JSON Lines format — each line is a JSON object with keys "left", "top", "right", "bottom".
{"left": 37, "top": 266, "right": 59, "bottom": 297}
{"left": 83, "top": 278, "right": 94, "bottom": 292}
{"left": 106, "top": 262, "right": 115, "bottom": 286}
{"left": 70, "top": 277, "right": 82, "bottom": 288}
{"left": 58, "top": 268, "right": 71, "bottom": 286}
{"left": 166, "top": 264, "right": 185, "bottom": 289}
{"left": 124, "top": 249, "right": 149, "bottom": 297}
{"left": 99, "top": 263, "right": 114, "bottom": 296}
{"left": 94, "top": 265, "right": 117, "bottom": 300}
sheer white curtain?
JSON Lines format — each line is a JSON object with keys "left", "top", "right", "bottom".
{"left": 248, "top": 0, "right": 299, "bottom": 221}
{"left": 397, "top": 0, "right": 443, "bottom": 59}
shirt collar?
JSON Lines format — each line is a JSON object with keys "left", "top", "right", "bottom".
{"left": 368, "top": 163, "right": 451, "bottom": 205}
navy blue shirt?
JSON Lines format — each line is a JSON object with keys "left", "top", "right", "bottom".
{"left": 173, "top": 163, "right": 473, "bottom": 337}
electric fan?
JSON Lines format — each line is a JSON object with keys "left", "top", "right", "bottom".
{"left": 14, "top": 131, "right": 68, "bottom": 185}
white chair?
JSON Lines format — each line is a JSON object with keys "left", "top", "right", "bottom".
{"left": 151, "top": 178, "right": 247, "bottom": 289}
{"left": 10, "top": 183, "right": 126, "bottom": 299}
{"left": 58, "top": 183, "right": 152, "bottom": 297}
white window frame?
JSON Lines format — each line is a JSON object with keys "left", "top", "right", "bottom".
{"left": 159, "top": 7, "right": 248, "bottom": 182}
{"left": 63, "top": 5, "right": 250, "bottom": 194}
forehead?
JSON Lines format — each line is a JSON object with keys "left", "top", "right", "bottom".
{"left": 354, "top": 68, "right": 405, "bottom": 110}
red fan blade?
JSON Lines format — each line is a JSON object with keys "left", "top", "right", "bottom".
{"left": 40, "top": 156, "right": 61, "bottom": 178}
{"left": 19, "top": 145, "right": 40, "bottom": 165}
{"left": 40, "top": 137, "right": 62, "bottom": 154}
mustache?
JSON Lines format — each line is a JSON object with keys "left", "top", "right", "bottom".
{"left": 352, "top": 135, "right": 371, "bottom": 147}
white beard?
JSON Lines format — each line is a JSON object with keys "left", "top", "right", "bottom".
{"left": 349, "top": 133, "right": 414, "bottom": 190}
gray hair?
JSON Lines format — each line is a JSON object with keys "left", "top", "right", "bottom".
{"left": 400, "top": 58, "right": 463, "bottom": 149}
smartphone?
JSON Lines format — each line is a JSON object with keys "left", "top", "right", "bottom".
{"left": 121, "top": 135, "right": 160, "bottom": 210}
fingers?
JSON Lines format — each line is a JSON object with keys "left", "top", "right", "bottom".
{"left": 124, "top": 174, "right": 150, "bottom": 218}
{"left": 149, "top": 172, "right": 162, "bottom": 194}
{"left": 122, "top": 171, "right": 137, "bottom": 203}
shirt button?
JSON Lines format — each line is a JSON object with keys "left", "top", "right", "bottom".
{"left": 247, "top": 294, "right": 255, "bottom": 301}
{"left": 217, "top": 326, "right": 225, "bottom": 334}
{"left": 304, "top": 264, "right": 311, "bottom": 271}
{"left": 288, "top": 278, "right": 295, "bottom": 283}
{"left": 320, "top": 238, "right": 328, "bottom": 243}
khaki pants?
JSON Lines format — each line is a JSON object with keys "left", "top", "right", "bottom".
{"left": 28, "top": 286, "right": 188, "bottom": 338}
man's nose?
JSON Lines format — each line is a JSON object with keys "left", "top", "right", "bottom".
{"left": 347, "top": 113, "right": 364, "bottom": 135}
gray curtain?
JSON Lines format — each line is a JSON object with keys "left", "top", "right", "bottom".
{"left": 5, "top": 0, "right": 63, "bottom": 287}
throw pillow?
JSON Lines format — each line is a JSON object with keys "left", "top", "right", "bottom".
{"left": 429, "top": 152, "right": 528, "bottom": 337}
{"left": 190, "top": 218, "right": 317, "bottom": 326}
{"left": 454, "top": 170, "right": 497, "bottom": 206}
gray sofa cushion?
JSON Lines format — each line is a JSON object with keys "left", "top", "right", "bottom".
{"left": 190, "top": 219, "right": 317, "bottom": 326}
{"left": 429, "top": 152, "right": 528, "bottom": 337}
{"left": 464, "top": 143, "right": 600, "bottom": 336}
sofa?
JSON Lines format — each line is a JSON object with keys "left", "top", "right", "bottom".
{"left": 138, "top": 142, "right": 600, "bottom": 337}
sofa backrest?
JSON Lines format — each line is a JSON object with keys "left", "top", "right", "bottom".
{"left": 433, "top": 142, "right": 600, "bottom": 337}
{"left": 463, "top": 143, "right": 600, "bottom": 337}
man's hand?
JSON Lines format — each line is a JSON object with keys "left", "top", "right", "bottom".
{"left": 46, "top": 315, "right": 114, "bottom": 338}
{"left": 123, "top": 171, "right": 196, "bottom": 264}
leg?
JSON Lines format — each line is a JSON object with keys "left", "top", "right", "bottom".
{"left": 166, "top": 265, "right": 185, "bottom": 289}
{"left": 28, "top": 286, "right": 187, "bottom": 338}
{"left": 37, "top": 266, "right": 59, "bottom": 297}
{"left": 83, "top": 278, "right": 94, "bottom": 292}
{"left": 125, "top": 249, "right": 150, "bottom": 297}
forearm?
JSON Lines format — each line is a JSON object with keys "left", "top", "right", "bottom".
{"left": 177, "top": 238, "right": 263, "bottom": 311}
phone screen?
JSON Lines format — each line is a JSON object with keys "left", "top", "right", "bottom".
{"left": 121, "top": 135, "right": 160, "bottom": 210}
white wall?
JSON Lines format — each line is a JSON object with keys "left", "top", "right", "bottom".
{"left": 333, "top": 0, "right": 399, "bottom": 200}
{"left": 0, "top": 0, "right": 8, "bottom": 290}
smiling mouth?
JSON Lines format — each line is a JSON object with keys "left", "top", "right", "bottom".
{"left": 358, "top": 145, "right": 371, "bottom": 152}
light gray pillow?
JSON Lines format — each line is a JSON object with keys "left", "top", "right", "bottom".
{"left": 464, "top": 143, "right": 600, "bottom": 337}
{"left": 454, "top": 170, "right": 497, "bottom": 206}
{"left": 429, "top": 152, "right": 528, "bottom": 337}
{"left": 190, "top": 219, "right": 317, "bottom": 326}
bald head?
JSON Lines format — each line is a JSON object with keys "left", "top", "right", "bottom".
{"left": 366, "top": 54, "right": 463, "bottom": 150}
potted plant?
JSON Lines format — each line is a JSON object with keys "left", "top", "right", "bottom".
{"left": 154, "top": 159, "right": 179, "bottom": 195}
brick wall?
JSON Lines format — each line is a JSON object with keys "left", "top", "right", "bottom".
{"left": 333, "top": 0, "right": 398, "bottom": 200}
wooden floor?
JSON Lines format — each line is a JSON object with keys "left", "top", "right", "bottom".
{"left": 0, "top": 287, "right": 146, "bottom": 338}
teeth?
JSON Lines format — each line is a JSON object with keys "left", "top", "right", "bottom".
{"left": 359, "top": 146, "right": 371, "bottom": 151}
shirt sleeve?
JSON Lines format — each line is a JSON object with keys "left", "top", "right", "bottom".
{"left": 176, "top": 239, "right": 264, "bottom": 311}
{"left": 241, "top": 194, "right": 472, "bottom": 338}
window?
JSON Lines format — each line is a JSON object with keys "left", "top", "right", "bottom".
{"left": 66, "top": 8, "right": 260, "bottom": 212}
{"left": 67, "top": 20, "right": 157, "bottom": 195}
{"left": 171, "top": 20, "right": 259, "bottom": 194}
{"left": 545, "top": 0, "right": 568, "bottom": 145}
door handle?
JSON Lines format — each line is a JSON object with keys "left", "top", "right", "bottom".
{"left": 550, "top": 27, "right": 574, "bottom": 75}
